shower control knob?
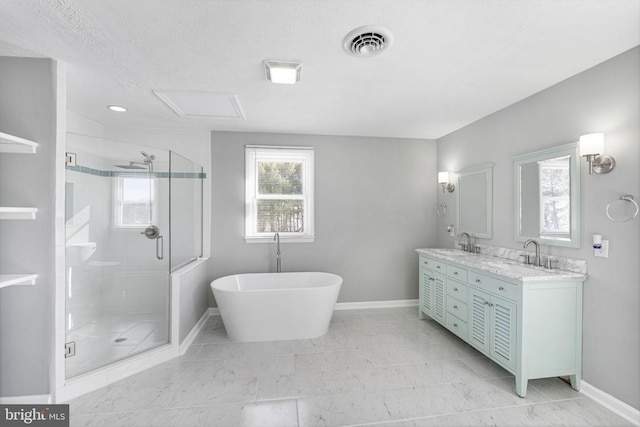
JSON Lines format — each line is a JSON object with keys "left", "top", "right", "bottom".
{"left": 141, "top": 225, "right": 160, "bottom": 239}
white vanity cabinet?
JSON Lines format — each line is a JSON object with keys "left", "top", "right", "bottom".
{"left": 417, "top": 250, "right": 584, "bottom": 397}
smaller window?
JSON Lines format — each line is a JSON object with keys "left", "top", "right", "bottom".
{"left": 245, "top": 146, "right": 314, "bottom": 242}
{"left": 113, "top": 175, "right": 155, "bottom": 228}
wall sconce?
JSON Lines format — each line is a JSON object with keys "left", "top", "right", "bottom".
{"left": 579, "top": 133, "right": 615, "bottom": 175}
{"left": 438, "top": 172, "right": 455, "bottom": 193}
{"left": 264, "top": 61, "right": 302, "bottom": 84}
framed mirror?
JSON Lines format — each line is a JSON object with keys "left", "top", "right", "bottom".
{"left": 513, "top": 142, "right": 581, "bottom": 248}
{"left": 456, "top": 163, "right": 494, "bottom": 239}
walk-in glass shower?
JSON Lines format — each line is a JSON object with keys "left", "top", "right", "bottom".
{"left": 64, "top": 134, "right": 203, "bottom": 378}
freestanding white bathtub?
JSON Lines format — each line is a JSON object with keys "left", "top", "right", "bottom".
{"left": 211, "top": 272, "right": 342, "bottom": 342}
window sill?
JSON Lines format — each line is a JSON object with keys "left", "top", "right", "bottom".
{"left": 244, "top": 235, "right": 314, "bottom": 244}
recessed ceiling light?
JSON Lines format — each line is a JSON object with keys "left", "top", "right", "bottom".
{"left": 107, "top": 105, "right": 127, "bottom": 112}
{"left": 264, "top": 61, "right": 302, "bottom": 84}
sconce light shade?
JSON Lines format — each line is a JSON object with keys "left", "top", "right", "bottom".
{"left": 579, "top": 133, "right": 604, "bottom": 156}
{"left": 264, "top": 61, "right": 302, "bottom": 84}
{"left": 438, "top": 171, "right": 455, "bottom": 193}
{"left": 579, "top": 133, "right": 615, "bottom": 175}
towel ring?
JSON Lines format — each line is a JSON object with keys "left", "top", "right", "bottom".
{"left": 606, "top": 195, "right": 639, "bottom": 223}
{"left": 437, "top": 204, "right": 447, "bottom": 217}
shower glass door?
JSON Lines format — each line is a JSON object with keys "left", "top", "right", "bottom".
{"left": 64, "top": 134, "right": 170, "bottom": 378}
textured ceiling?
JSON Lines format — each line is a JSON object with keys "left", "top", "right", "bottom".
{"left": 0, "top": 0, "right": 638, "bottom": 140}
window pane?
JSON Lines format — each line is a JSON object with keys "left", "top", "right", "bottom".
{"left": 123, "top": 178, "right": 153, "bottom": 201}
{"left": 257, "top": 200, "right": 304, "bottom": 232}
{"left": 122, "top": 202, "right": 152, "bottom": 225}
{"left": 258, "top": 162, "right": 303, "bottom": 195}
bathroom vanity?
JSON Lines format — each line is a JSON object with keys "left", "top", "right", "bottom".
{"left": 416, "top": 248, "right": 585, "bottom": 397}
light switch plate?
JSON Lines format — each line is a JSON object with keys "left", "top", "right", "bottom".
{"left": 594, "top": 240, "right": 609, "bottom": 258}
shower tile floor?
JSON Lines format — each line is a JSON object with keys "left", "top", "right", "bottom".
{"left": 68, "top": 307, "right": 632, "bottom": 426}
{"left": 66, "top": 313, "right": 169, "bottom": 378}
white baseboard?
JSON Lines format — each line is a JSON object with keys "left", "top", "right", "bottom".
{"left": 209, "top": 307, "right": 220, "bottom": 316}
{"left": 581, "top": 381, "right": 640, "bottom": 426}
{"left": 0, "top": 394, "right": 51, "bottom": 404}
{"left": 335, "top": 299, "right": 418, "bottom": 311}
{"left": 179, "top": 309, "right": 212, "bottom": 355}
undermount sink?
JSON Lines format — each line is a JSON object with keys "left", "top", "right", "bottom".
{"left": 484, "top": 261, "right": 540, "bottom": 275}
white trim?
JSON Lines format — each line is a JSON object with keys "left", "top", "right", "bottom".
{"left": 179, "top": 308, "right": 210, "bottom": 355}
{"left": 209, "top": 307, "right": 221, "bottom": 316}
{"left": 245, "top": 145, "right": 313, "bottom": 150}
{"left": 56, "top": 344, "right": 178, "bottom": 403}
{"left": 580, "top": 381, "right": 640, "bottom": 426}
{"left": 335, "top": 299, "right": 419, "bottom": 310}
{"left": 0, "top": 395, "right": 51, "bottom": 404}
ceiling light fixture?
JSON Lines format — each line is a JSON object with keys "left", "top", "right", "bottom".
{"left": 264, "top": 61, "right": 302, "bottom": 84}
{"left": 107, "top": 105, "right": 127, "bottom": 112}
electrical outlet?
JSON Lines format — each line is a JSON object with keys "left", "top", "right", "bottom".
{"left": 447, "top": 224, "right": 455, "bottom": 237}
{"left": 594, "top": 240, "right": 609, "bottom": 258}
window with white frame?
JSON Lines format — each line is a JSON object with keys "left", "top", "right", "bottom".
{"left": 245, "top": 146, "right": 314, "bottom": 242}
{"left": 113, "top": 175, "right": 155, "bottom": 228}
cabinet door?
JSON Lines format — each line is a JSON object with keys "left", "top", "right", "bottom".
{"left": 490, "top": 296, "right": 517, "bottom": 371}
{"left": 432, "top": 271, "right": 446, "bottom": 325}
{"left": 469, "top": 289, "right": 491, "bottom": 354}
{"left": 420, "top": 267, "right": 432, "bottom": 315}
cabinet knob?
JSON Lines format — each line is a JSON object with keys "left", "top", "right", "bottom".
{"left": 475, "top": 278, "right": 481, "bottom": 283}
{"left": 453, "top": 287, "right": 458, "bottom": 291}
{"left": 453, "top": 305, "right": 458, "bottom": 309}
{"left": 484, "top": 301, "right": 490, "bottom": 306}
{"left": 498, "top": 286, "right": 504, "bottom": 291}
{"left": 453, "top": 271, "right": 458, "bottom": 275}
{"left": 429, "top": 277, "right": 435, "bottom": 281}
{"left": 453, "top": 323, "right": 458, "bottom": 327}
{"left": 436, "top": 265, "right": 441, "bottom": 269}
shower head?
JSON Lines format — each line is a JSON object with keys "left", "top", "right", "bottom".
{"left": 141, "top": 151, "right": 156, "bottom": 161}
{"left": 115, "top": 162, "right": 147, "bottom": 170}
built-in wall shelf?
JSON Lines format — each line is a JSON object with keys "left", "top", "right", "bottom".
{"left": 0, "top": 131, "right": 38, "bottom": 153}
{"left": 0, "top": 274, "right": 38, "bottom": 289}
{"left": 0, "top": 207, "right": 38, "bottom": 220}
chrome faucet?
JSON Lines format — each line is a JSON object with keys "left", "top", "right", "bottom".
{"left": 458, "top": 232, "right": 473, "bottom": 252}
{"left": 523, "top": 239, "right": 542, "bottom": 267}
{"left": 274, "top": 232, "right": 281, "bottom": 273}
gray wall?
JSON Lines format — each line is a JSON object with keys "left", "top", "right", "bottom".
{"left": 0, "top": 57, "right": 59, "bottom": 397}
{"left": 436, "top": 47, "right": 639, "bottom": 409}
{"left": 210, "top": 132, "right": 437, "bottom": 304}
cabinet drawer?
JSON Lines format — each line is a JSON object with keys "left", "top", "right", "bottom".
{"left": 468, "top": 271, "right": 517, "bottom": 300}
{"left": 420, "top": 256, "right": 446, "bottom": 273}
{"left": 447, "top": 280, "right": 468, "bottom": 300}
{"left": 446, "top": 297, "right": 468, "bottom": 322}
{"left": 447, "top": 265, "right": 468, "bottom": 282}
{"left": 446, "top": 314, "right": 468, "bottom": 340}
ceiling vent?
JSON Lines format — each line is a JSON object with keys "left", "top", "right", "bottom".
{"left": 343, "top": 26, "right": 393, "bottom": 57}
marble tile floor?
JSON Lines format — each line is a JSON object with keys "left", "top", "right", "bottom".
{"left": 68, "top": 307, "right": 632, "bottom": 426}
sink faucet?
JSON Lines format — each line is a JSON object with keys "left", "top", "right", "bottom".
{"left": 458, "top": 232, "right": 472, "bottom": 252}
{"left": 523, "top": 239, "right": 542, "bottom": 267}
{"left": 274, "top": 232, "right": 281, "bottom": 273}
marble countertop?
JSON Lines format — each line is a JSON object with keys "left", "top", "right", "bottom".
{"left": 416, "top": 248, "right": 587, "bottom": 282}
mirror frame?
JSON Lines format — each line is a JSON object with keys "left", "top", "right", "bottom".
{"left": 513, "top": 142, "right": 581, "bottom": 248}
{"left": 456, "top": 163, "right": 494, "bottom": 239}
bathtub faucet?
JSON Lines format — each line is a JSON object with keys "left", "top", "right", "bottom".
{"left": 274, "top": 232, "right": 281, "bottom": 273}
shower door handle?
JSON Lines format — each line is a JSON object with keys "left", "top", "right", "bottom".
{"left": 156, "top": 235, "right": 164, "bottom": 260}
